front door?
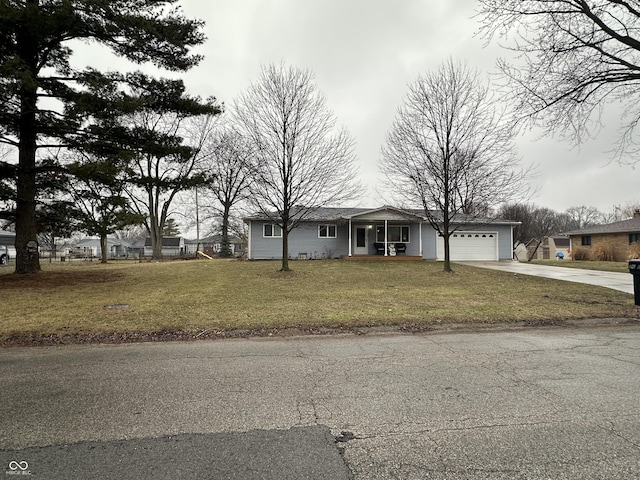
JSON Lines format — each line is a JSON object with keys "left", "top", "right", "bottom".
{"left": 354, "top": 227, "right": 368, "bottom": 255}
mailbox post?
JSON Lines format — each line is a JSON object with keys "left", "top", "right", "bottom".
{"left": 629, "top": 260, "right": 640, "bottom": 306}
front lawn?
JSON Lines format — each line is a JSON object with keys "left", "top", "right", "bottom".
{"left": 0, "top": 259, "right": 636, "bottom": 344}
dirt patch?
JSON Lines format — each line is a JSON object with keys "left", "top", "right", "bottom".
{"left": 0, "top": 269, "right": 122, "bottom": 290}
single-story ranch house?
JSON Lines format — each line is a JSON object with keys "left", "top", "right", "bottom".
{"left": 72, "top": 237, "right": 133, "bottom": 259}
{"left": 564, "top": 210, "right": 640, "bottom": 261}
{"left": 144, "top": 236, "right": 185, "bottom": 257}
{"left": 244, "top": 206, "right": 519, "bottom": 261}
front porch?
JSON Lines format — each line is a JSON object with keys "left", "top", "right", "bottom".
{"left": 340, "top": 255, "right": 423, "bottom": 261}
{"left": 346, "top": 207, "right": 425, "bottom": 258}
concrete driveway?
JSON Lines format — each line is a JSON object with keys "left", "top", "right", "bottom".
{"left": 460, "top": 261, "right": 634, "bottom": 294}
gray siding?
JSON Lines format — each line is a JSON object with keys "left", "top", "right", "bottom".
{"left": 249, "top": 220, "right": 514, "bottom": 260}
{"left": 249, "top": 221, "right": 348, "bottom": 259}
{"left": 421, "top": 224, "right": 438, "bottom": 260}
{"left": 496, "top": 224, "right": 514, "bottom": 260}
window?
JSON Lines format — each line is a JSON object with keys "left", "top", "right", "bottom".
{"left": 376, "top": 225, "right": 410, "bottom": 243}
{"left": 630, "top": 233, "right": 640, "bottom": 244}
{"left": 581, "top": 235, "right": 591, "bottom": 246}
{"left": 263, "top": 224, "right": 282, "bottom": 238}
{"left": 318, "top": 224, "right": 337, "bottom": 238}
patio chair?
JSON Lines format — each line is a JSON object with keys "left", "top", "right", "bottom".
{"left": 395, "top": 243, "right": 407, "bottom": 255}
{"left": 373, "top": 243, "right": 385, "bottom": 255}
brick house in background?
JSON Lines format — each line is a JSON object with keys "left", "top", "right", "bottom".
{"left": 564, "top": 210, "right": 640, "bottom": 261}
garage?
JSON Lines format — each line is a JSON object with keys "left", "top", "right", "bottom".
{"left": 436, "top": 232, "right": 498, "bottom": 261}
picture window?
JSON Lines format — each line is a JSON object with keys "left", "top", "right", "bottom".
{"left": 318, "top": 224, "right": 337, "bottom": 238}
{"left": 263, "top": 224, "right": 282, "bottom": 238}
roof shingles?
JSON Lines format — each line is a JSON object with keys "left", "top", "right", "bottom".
{"left": 564, "top": 216, "right": 640, "bottom": 236}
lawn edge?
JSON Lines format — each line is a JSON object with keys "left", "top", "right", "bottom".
{"left": 2, "top": 317, "right": 639, "bottom": 348}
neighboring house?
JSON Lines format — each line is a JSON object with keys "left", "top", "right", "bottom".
{"left": 71, "top": 237, "right": 133, "bottom": 259}
{"left": 182, "top": 236, "right": 246, "bottom": 257}
{"left": 129, "top": 239, "right": 146, "bottom": 257}
{"left": 0, "top": 230, "right": 16, "bottom": 264}
{"left": 564, "top": 210, "right": 640, "bottom": 261}
{"left": 184, "top": 238, "right": 198, "bottom": 255}
{"left": 523, "top": 236, "right": 570, "bottom": 261}
{"left": 244, "top": 206, "right": 518, "bottom": 261}
{"left": 0, "top": 230, "right": 15, "bottom": 246}
{"left": 201, "top": 235, "right": 245, "bottom": 257}
{"left": 143, "top": 236, "right": 185, "bottom": 257}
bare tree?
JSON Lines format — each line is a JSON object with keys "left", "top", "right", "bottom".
{"left": 234, "top": 63, "right": 362, "bottom": 271}
{"left": 200, "top": 125, "right": 251, "bottom": 257}
{"left": 114, "top": 224, "right": 147, "bottom": 244}
{"left": 477, "top": 0, "right": 640, "bottom": 159}
{"left": 125, "top": 111, "right": 218, "bottom": 259}
{"left": 565, "top": 205, "right": 606, "bottom": 229}
{"left": 381, "top": 59, "right": 531, "bottom": 272}
{"left": 500, "top": 203, "right": 576, "bottom": 244}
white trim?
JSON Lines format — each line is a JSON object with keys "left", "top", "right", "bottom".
{"left": 263, "top": 223, "right": 282, "bottom": 238}
{"left": 384, "top": 220, "right": 388, "bottom": 256}
{"left": 348, "top": 219, "right": 352, "bottom": 256}
{"left": 317, "top": 224, "right": 337, "bottom": 238}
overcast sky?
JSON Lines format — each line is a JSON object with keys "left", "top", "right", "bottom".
{"left": 170, "top": 0, "right": 638, "bottom": 215}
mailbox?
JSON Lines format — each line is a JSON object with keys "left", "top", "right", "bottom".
{"left": 629, "top": 260, "right": 640, "bottom": 306}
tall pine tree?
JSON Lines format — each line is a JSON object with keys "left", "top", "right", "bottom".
{"left": 0, "top": 0, "right": 212, "bottom": 273}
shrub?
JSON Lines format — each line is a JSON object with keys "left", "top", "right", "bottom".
{"left": 571, "top": 247, "right": 590, "bottom": 261}
{"left": 591, "top": 242, "right": 614, "bottom": 261}
{"left": 629, "top": 242, "right": 640, "bottom": 260}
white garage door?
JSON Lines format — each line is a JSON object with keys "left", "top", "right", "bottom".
{"left": 437, "top": 232, "right": 498, "bottom": 261}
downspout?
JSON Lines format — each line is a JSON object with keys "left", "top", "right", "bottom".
{"left": 348, "top": 218, "right": 352, "bottom": 256}
{"left": 419, "top": 221, "right": 423, "bottom": 258}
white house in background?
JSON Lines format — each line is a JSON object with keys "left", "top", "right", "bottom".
{"left": 0, "top": 230, "right": 16, "bottom": 264}
{"left": 243, "top": 206, "right": 519, "bottom": 261}
{"left": 72, "top": 237, "right": 133, "bottom": 259}
{"left": 143, "top": 236, "right": 185, "bottom": 257}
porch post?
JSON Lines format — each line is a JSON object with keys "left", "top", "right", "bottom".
{"left": 348, "top": 218, "right": 352, "bottom": 257}
{"left": 419, "top": 222, "right": 423, "bottom": 258}
{"left": 384, "top": 220, "right": 388, "bottom": 256}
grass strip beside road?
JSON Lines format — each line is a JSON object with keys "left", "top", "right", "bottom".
{"left": 0, "top": 259, "right": 637, "bottom": 343}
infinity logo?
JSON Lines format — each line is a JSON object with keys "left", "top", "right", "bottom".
{"left": 8, "top": 461, "right": 28, "bottom": 471}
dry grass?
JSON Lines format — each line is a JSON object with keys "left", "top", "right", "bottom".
{"left": 531, "top": 259, "right": 629, "bottom": 273}
{"left": 0, "top": 259, "right": 636, "bottom": 341}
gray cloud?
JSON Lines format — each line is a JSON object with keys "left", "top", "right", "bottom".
{"left": 175, "top": 0, "right": 639, "bottom": 213}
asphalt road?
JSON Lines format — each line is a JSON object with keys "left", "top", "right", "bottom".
{"left": 2, "top": 325, "right": 640, "bottom": 479}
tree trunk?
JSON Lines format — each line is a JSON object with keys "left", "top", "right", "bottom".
{"left": 281, "top": 229, "right": 290, "bottom": 271}
{"left": 147, "top": 191, "right": 164, "bottom": 260}
{"left": 443, "top": 233, "right": 452, "bottom": 273}
{"left": 150, "top": 224, "right": 163, "bottom": 260}
{"left": 100, "top": 234, "right": 108, "bottom": 264}
{"left": 14, "top": 62, "right": 40, "bottom": 273}
{"left": 220, "top": 204, "right": 232, "bottom": 258}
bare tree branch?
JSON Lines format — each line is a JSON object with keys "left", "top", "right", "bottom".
{"left": 380, "top": 59, "right": 534, "bottom": 272}
{"left": 477, "top": 0, "right": 640, "bottom": 160}
{"left": 233, "top": 63, "right": 363, "bottom": 271}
